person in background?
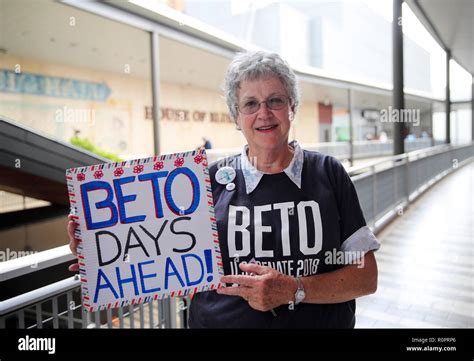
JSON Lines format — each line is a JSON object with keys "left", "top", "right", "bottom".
{"left": 203, "top": 137, "right": 212, "bottom": 149}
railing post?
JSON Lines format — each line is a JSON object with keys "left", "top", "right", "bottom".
{"left": 118, "top": 307, "right": 124, "bottom": 329}
{"left": 128, "top": 305, "right": 135, "bottom": 328}
{"left": 139, "top": 304, "right": 145, "bottom": 328}
{"left": 404, "top": 154, "right": 410, "bottom": 206}
{"left": 169, "top": 298, "right": 178, "bottom": 328}
{"left": 148, "top": 300, "right": 154, "bottom": 328}
{"left": 52, "top": 298, "right": 59, "bottom": 328}
{"left": 18, "top": 310, "right": 25, "bottom": 329}
{"left": 94, "top": 310, "right": 101, "bottom": 329}
{"left": 81, "top": 309, "right": 88, "bottom": 329}
{"left": 66, "top": 291, "right": 74, "bottom": 329}
{"left": 182, "top": 297, "right": 189, "bottom": 329}
{"left": 106, "top": 308, "right": 113, "bottom": 329}
{"left": 36, "top": 303, "right": 42, "bottom": 329}
{"left": 371, "top": 165, "right": 377, "bottom": 225}
{"left": 158, "top": 300, "right": 166, "bottom": 328}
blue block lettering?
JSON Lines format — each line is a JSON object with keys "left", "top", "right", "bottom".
{"left": 138, "top": 171, "right": 168, "bottom": 218}
{"left": 81, "top": 181, "right": 118, "bottom": 230}
{"left": 138, "top": 260, "right": 161, "bottom": 293}
{"left": 94, "top": 268, "right": 119, "bottom": 303}
{"left": 164, "top": 167, "right": 200, "bottom": 216}
{"left": 113, "top": 176, "right": 146, "bottom": 224}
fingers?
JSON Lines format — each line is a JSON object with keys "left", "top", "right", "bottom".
{"left": 216, "top": 286, "right": 250, "bottom": 299}
{"left": 220, "top": 274, "right": 258, "bottom": 287}
{"left": 238, "top": 262, "right": 269, "bottom": 275}
{"left": 219, "top": 264, "right": 271, "bottom": 286}
{"left": 67, "top": 218, "right": 80, "bottom": 256}
{"left": 216, "top": 285, "right": 271, "bottom": 312}
{"left": 67, "top": 215, "right": 80, "bottom": 272}
{"left": 67, "top": 220, "right": 78, "bottom": 240}
{"left": 68, "top": 263, "right": 80, "bottom": 272}
{"left": 69, "top": 238, "right": 79, "bottom": 257}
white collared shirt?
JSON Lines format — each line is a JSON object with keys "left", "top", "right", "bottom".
{"left": 240, "top": 140, "right": 304, "bottom": 194}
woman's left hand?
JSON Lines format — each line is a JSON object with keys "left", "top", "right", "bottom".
{"left": 216, "top": 263, "right": 297, "bottom": 312}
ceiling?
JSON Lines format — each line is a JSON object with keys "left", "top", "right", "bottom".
{"left": 0, "top": 1, "right": 231, "bottom": 88}
{"left": 407, "top": 0, "right": 474, "bottom": 76}
{"left": 0, "top": 0, "right": 151, "bottom": 77}
{"left": 0, "top": 0, "right": 434, "bottom": 112}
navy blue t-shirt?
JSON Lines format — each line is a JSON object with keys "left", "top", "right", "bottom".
{"left": 189, "top": 148, "right": 378, "bottom": 328}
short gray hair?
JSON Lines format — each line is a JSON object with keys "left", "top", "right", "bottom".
{"left": 223, "top": 51, "right": 300, "bottom": 121}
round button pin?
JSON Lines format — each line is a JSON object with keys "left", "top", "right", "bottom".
{"left": 215, "top": 166, "right": 236, "bottom": 185}
{"left": 226, "top": 182, "right": 236, "bottom": 191}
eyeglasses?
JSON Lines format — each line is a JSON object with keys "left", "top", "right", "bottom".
{"left": 237, "top": 95, "right": 290, "bottom": 115}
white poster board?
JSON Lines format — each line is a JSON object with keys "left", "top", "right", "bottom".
{"left": 66, "top": 149, "right": 224, "bottom": 312}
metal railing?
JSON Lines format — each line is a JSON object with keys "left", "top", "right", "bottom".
{"left": 206, "top": 138, "right": 445, "bottom": 163}
{"left": 1, "top": 142, "right": 472, "bottom": 329}
{"left": 0, "top": 274, "right": 189, "bottom": 329}
{"left": 349, "top": 143, "right": 474, "bottom": 232}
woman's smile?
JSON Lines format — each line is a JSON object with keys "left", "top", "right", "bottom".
{"left": 255, "top": 124, "right": 279, "bottom": 132}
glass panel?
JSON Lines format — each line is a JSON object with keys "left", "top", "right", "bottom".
{"left": 0, "top": 1, "right": 153, "bottom": 160}
{"left": 158, "top": 36, "right": 245, "bottom": 152}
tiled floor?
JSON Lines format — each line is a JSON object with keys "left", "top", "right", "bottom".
{"left": 355, "top": 161, "right": 474, "bottom": 328}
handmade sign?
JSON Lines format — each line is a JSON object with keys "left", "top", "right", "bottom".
{"left": 66, "top": 149, "right": 224, "bottom": 312}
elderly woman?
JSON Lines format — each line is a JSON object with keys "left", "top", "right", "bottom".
{"left": 68, "top": 51, "right": 379, "bottom": 328}
{"left": 188, "top": 51, "right": 380, "bottom": 328}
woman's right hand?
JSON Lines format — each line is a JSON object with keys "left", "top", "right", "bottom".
{"left": 67, "top": 214, "right": 80, "bottom": 272}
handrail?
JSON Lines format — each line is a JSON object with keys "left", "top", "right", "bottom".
{"left": 0, "top": 276, "right": 80, "bottom": 316}
{"left": 346, "top": 143, "right": 456, "bottom": 175}
{"left": 0, "top": 245, "right": 74, "bottom": 282}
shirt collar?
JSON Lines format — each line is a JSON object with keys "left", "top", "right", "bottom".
{"left": 240, "top": 140, "right": 304, "bottom": 194}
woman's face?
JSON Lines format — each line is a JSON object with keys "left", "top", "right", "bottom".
{"left": 236, "top": 76, "right": 293, "bottom": 152}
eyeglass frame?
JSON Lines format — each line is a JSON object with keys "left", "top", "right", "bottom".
{"left": 235, "top": 94, "right": 293, "bottom": 115}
